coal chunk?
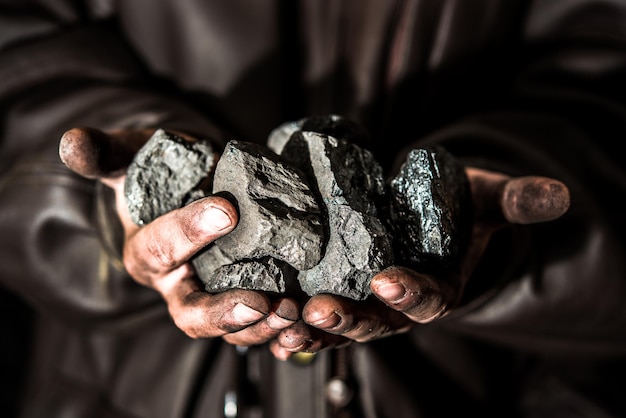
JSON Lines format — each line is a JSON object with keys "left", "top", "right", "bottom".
{"left": 389, "top": 146, "right": 471, "bottom": 273}
{"left": 268, "top": 114, "right": 370, "bottom": 155}
{"left": 280, "top": 131, "right": 394, "bottom": 300}
{"left": 213, "top": 140, "right": 324, "bottom": 269}
{"left": 201, "top": 256, "right": 299, "bottom": 294}
{"left": 194, "top": 140, "right": 325, "bottom": 293}
{"left": 125, "top": 129, "right": 215, "bottom": 225}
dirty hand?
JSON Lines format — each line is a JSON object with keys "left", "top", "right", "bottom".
{"left": 59, "top": 127, "right": 299, "bottom": 345}
{"left": 269, "top": 166, "right": 570, "bottom": 359}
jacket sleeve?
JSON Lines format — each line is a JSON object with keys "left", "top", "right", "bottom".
{"left": 0, "top": 17, "right": 227, "bottom": 330}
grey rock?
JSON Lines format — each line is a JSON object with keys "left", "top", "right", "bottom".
{"left": 125, "top": 129, "right": 215, "bottom": 225}
{"left": 209, "top": 140, "right": 324, "bottom": 271}
{"left": 280, "top": 131, "right": 393, "bottom": 300}
{"left": 192, "top": 243, "right": 233, "bottom": 282}
{"left": 124, "top": 119, "right": 470, "bottom": 301}
{"left": 267, "top": 120, "right": 301, "bottom": 155}
{"left": 201, "top": 256, "right": 299, "bottom": 294}
{"left": 268, "top": 114, "right": 370, "bottom": 155}
{"left": 389, "top": 146, "right": 471, "bottom": 273}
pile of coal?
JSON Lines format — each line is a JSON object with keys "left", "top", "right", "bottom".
{"left": 196, "top": 124, "right": 393, "bottom": 301}
{"left": 124, "top": 116, "right": 470, "bottom": 301}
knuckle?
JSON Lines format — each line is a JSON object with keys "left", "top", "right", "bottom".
{"left": 122, "top": 250, "right": 152, "bottom": 286}
{"left": 180, "top": 211, "right": 208, "bottom": 245}
{"left": 171, "top": 308, "right": 204, "bottom": 339}
{"left": 146, "top": 236, "right": 177, "bottom": 270}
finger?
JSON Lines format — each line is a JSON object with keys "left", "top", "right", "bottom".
{"left": 59, "top": 127, "right": 155, "bottom": 179}
{"left": 501, "top": 176, "right": 570, "bottom": 224}
{"left": 370, "top": 266, "right": 455, "bottom": 323}
{"left": 159, "top": 270, "right": 271, "bottom": 338}
{"left": 123, "top": 195, "right": 238, "bottom": 281}
{"left": 269, "top": 340, "right": 294, "bottom": 361}
{"left": 466, "top": 168, "right": 570, "bottom": 226}
{"left": 276, "top": 320, "right": 350, "bottom": 353}
{"left": 302, "top": 293, "right": 413, "bottom": 342}
{"left": 222, "top": 298, "right": 299, "bottom": 346}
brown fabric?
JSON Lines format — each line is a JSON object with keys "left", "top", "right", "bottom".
{"left": 1, "top": 1, "right": 626, "bottom": 417}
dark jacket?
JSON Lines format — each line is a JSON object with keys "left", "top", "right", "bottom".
{"left": 1, "top": 1, "right": 626, "bottom": 417}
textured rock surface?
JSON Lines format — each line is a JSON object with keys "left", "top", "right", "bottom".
{"left": 389, "top": 146, "right": 471, "bottom": 273}
{"left": 125, "top": 129, "right": 214, "bottom": 225}
{"left": 201, "top": 256, "right": 299, "bottom": 294}
{"left": 194, "top": 140, "right": 325, "bottom": 293}
{"left": 213, "top": 140, "right": 324, "bottom": 269}
{"left": 268, "top": 114, "right": 370, "bottom": 155}
{"left": 125, "top": 119, "right": 470, "bottom": 301}
{"left": 280, "top": 131, "right": 393, "bottom": 300}
{"left": 191, "top": 242, "right": 233, "bottom": 282}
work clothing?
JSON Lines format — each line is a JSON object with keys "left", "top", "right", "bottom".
{"left": 1, "top": 1, "right": 626, "bottom": 417}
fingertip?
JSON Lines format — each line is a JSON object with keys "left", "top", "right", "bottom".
{"left": 216, "top": 290, "right": 271, "bottom": 331}
{"left": 210, "top": 193, "right": 239, "bottom": 222}
{"left": 372, "top": 281, "right": 406, "bottom": 304}
{"left": 502, "top": 177, "right": 571, "bottom": 224}
{"left": 232, "top": 302, "right": 267, "bottom": 325}
{"left": 371, "top": 267, "right": 449, "bottom": 323}
{"left": 203, "top": 205, "right": 235, "bottom": 233}
{"left": 59, "top": 127, "right": 103, "bottom": 178}
{"left": 269, "top": 340, "right": 293, "bottom": 361}
{"left": 546, "top": 179, "right": 571, "bottom": 219}
{"left": 277, "top": 320, "right": 313, "bottom": 351}
{"left": 271, "top": 298, "right": 300, "bottom": 322}
{"left": 266, "top": 297, "right": 299, "bottom": 330}
{"left": 181, "top": 196, "right": 238, "bottom": 243}
{"left": 213, "top": 195, "right": 239, "bottom": 223}
{"left": 371, "top": 267, "right": 411, "bottom": 304}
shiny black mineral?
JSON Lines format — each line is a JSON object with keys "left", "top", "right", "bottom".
{"left": 388, "top": 146, "right": 471, "bottom": 274}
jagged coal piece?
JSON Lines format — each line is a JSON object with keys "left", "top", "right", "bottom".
{"left": 268, "top": 114, "right": 370, "bottom": 155}
{"left": 211, "top": 140, "right": 324, "bottom": 269}
{"left": 195, "top": 140, "right": 325, "bottom": 294}
{"left": 124, "top": 129, "right": 215, "bottom": 225}
{"left": 280, "top": 131, "right": 394, "bottom": 301}
{"left": 201, "top": 256, "right": 299, "bottom": 294}
{"left": 388, "top": 146, "right": 471, "bottom": 274}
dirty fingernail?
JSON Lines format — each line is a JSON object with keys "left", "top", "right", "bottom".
{"left": 267, "top": 313, "right": 296, "bottom": 330}
{"left": 233, "top": 303, "right": 265, "bottom": 324}
{"left": 374, "top": 282, "right": 406, "bottom": 303}
{"left": 308, "top": 312, "right": 341, "bottom": 329}
{"left": 205, "top": 206, "right": 233, "bottom": 231}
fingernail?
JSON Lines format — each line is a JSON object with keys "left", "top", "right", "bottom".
{"left": 232, "top": 303, "right": 265, "bottom": 324}
{"left": 205, "top": 206, "right": 232, "bottom": 231}
{"left": 286, "top": 341, "right": 311, "bottom": 352}
{"left": 374, "top": 282, "right": 406, "bottom": 303}
{"left": 267, "top": 313, "right": 296, "bottom": 330}
{"left": 308, "top": 312, "right": 341, "bottom": 329}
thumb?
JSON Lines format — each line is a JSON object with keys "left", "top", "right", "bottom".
{"left": 59, "top": 127, "right": 154, "bottom": 180}
{"left": 500, "top": 176, "right": 571, "bottom": 224}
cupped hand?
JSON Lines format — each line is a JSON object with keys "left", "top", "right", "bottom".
{"left": 59, "top": 127, "right": 299, "bottom": 345}
{"left": 269, "top": 167, "right": 571, "bottom": 359}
